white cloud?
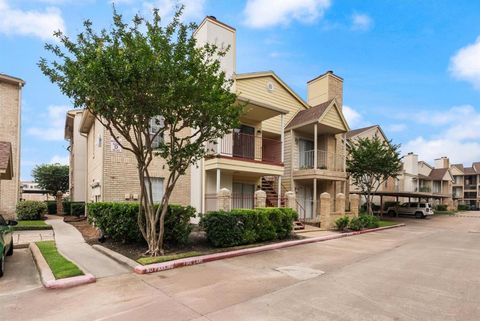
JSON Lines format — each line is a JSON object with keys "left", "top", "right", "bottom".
{"left": 0, "top": 0, "right": 65, "bottom": 40}
{"left": 50, "top": 154, "right": 69, "bottom": 165}
{"left": 142, "top": 0, "right": 206, "bottom": 22}
{"left": 450, "top": 36, "right": 480, "bottom": 90}
{"left": 343, "top": 105, "right": 364, "bottom": 128}
{"left": 244, "top": 0, "right": 331, "bottom": 29}
{"left": 351, "top": 13, "right": 373, "bottom": 31}
{"left": 27, "top": 105, "right": 71, "bottom": 141}
{"left": 402, "top": 104, "right": 480, "bottom": 164}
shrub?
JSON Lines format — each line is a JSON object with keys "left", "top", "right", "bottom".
{"left": 359, "top": 214, "right": 379, "bottom": 229}
{"left": 348, "top": 217, "right": 364, "bottom": 231}
{"left": 87, "top": 202, "right": 195, "bottom": 245}
{"left": 458, "top": 204, "right": 469, "bottom": 211}
{"left": 62, "top": 201, "right": 72, "bottom": 215}
{"left": 201, "top": 207, "right": 296, "bottom": 248}
{"left": 335, "top": 216, "right": 350, "bottom": 231}
{"left": 45, "top": 201, "right": 57, "bottom": 214}
{"left": 70, "top": 202, "right": 86, "bottom": 216}
{"left": 435, "top": 204, "right": 447, "bottom": 211}
{"left": 16, "top": 201, "right": 48, "bottom": 220}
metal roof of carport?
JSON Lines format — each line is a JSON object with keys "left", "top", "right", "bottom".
{"left": 350, "top": 190, "right": 451, "bottom": 199}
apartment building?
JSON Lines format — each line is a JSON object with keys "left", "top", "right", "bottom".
{"left": 451, "top": 162, "right": 480, "bottom": 209}
{"left": 20, "top": 181, "right": 51, "bottom": 201}
{"left": 64, "top": 110, "right": 87, "bottom": 202}
{"left": 0, "top": 73, "right": 24, "bottom": 219}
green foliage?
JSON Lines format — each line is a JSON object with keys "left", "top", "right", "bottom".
{"left": 335, "top": 216, "right": 350, "bottom": 231}
{"left": 201, "top": 208, "right": 296, "bottom": 248}
{"left": 32, "top": 163, "right": 69, "bottom": 196}
{"left": 87, "top": 202, "right": 195, "bottom": 245}
{"left": 38, "top": 6, "right": 241, "bottom": 255}
{"left": 348, "top": 217, "right": 364, "bottom": 231}
{"left": 359, "top": 214, "right": 380, "bottom": 229}
{"left": 36, "top": 241, "right": 83, "bottom": 279}
{"left": 70, "top": 202, "right": 85, "bottom": 216}
{"left": 62, "top": 201, "right": 71, "bottom": 215}
{"left": 458, "top": 204, "right": 469, "bottom": 211}
{"left": 45, "top": 201, "right": 57, "bottom": 214}
{"left": 16, "top": 201, "right": 48, "bottom": 220}
{"left": 435, "top": 204, "right": 447, "bottom": 211}
{"left": 347, "top": 136, "right": 402, "bottom": 214}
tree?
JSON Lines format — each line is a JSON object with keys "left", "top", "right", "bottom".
{"left": 39, "top": 7, "right": 241, "bottom": 256}
{"left": 32, "top": 163, "right": 69, "bottom": 196}
{"left": 346, "top": 136, "right": 403, "bottom": 215}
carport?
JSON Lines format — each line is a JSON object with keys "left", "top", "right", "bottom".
{"left": 350, "top": 190, "right": 451, "bottom": 216}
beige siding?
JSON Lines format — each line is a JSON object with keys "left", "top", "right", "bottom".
{"left": 322, "top": 106, "right": 347, "bottom": 131}
{"left": 236, "top": 76, "right": 305, "bottom": 134}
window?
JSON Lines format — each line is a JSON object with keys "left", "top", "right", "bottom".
{"left": 232, "top": 183, "right": 254, "bottom": 209}
{"left": 151, "top": 177, "right": 164, "bottom": 203}
{"left": 149, "top": 116, "right": 164, "bottom": 149}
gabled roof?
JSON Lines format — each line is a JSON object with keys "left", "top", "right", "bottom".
{"left": 451, "top": 163, "right": 464, "bottom": 172}
{"left": 428, "top": 168, "right": 451, "bottom": 181}
{"left": 0, "top": 141, "right": 13, "bottom": 180}
{"left": 464, "top": 167, "right": 477, "bottom": 175}
{"left": 236, "top": 71, "right": 309, "bottom": 109}
{"left": 0, "top": 73, "right": 25, "bottom": 86}
{"left": 418, "top": 161, "right": 434, "bottom": 170}
{"left": 473, "top": 162, "right": 480, "bottom": 172}
{"left": 346, "top": 125, "right": 388, "bottom": 141}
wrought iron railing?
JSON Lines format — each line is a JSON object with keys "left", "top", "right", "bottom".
{"left": 298, "top": 150, "right": 345, "bottom": 171}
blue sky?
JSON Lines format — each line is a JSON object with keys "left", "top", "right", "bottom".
{"left": 1, "top": 0, "right": 479, "bottom": 180}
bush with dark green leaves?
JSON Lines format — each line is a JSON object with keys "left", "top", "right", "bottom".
{"left": 348, "top": 217, "right": 364, "bottom": 231}
{"left": 45, "top": 201, "right": 57, "bottom": 214}
{"left": 435, "top": 204, "right": 448, "bottom": 211}
{"left": 87, "top": 202, "right": 196, "bottom": 245}
{"left": 16, "top": 201, "right": 48, "bottom": 220}
{"left": 359, "top": 214, "right": 380, "bottom": 229}
{"left": 458, "top": 204, "right": 469, "bottom": 211}
{"left": 62, "top": 201, "right": 71, "bottom": 215}
{"left": 201, "top": 208, "right": 297, "bottom": 248}
{"left": 70, "top": 202, "right": 85, "bottom": 216}
{"left": 335, "top": 216, "right": 350, "bottom": 231}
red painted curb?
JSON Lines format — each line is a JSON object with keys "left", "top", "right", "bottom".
{"left": 134, "top": 223, "right": 405, "bottom": 274}
{"left": 44, "top": 274, "right": 96, "bottom": 289}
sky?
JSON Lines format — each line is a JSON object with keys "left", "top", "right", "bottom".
{"left": 1, "top": 0, "right": 480, "bottom": 180}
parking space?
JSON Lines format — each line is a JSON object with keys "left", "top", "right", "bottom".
{"left": 0, "top": 248, "right": 41, "bottom": 296}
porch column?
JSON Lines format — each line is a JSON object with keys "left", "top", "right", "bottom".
{"left": 313, "top": 178, "right": 317, "bottom": 217}
{"left": 216, "top": 168, "right": 221, "bottom": 192}
{"left": 343, "top": 133, "right": 347, "bottom": 171}
{"left": 280, "top": 114, "right": 285, "bottom": 163}
{"left": 314, "top": 123, "right": 318, "bottom": 169}
{"left": 277, "top": 176, "right": 282, "bottom": 207}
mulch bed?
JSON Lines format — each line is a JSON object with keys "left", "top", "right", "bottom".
{"left": 65, "top": 218, "right": 302, "bottom": 262}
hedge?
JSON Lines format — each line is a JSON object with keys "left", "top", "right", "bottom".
{"left": 200, "top": 207, "right": 297, "bottom": 248}
{"left": 16, "top": 201, "right": 48, "bottom": 220}
{"left": 70, "top": 202, "right": 85, "bottom": 216}
{"left": 435, "top": 204, "right": 448, "bottom": 211}
{"left": 46, "top": 201, "right": 56, "bottom": 214}
{"left": 87, "top": 202, "right": 196, "bottom": 245}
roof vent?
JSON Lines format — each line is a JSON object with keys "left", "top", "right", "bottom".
{"left": 208, "top": 15, "right": 217, "bottom": 20}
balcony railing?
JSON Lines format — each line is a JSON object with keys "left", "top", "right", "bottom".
{"left": 207, "top": 132, "right": 282, "bottom": 164}
{"left": 298, "top": 150, "right": 345, "bottom": 171}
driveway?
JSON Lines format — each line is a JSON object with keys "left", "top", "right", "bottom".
{"left": 2, "top": 213, "right": 480, "bottom": 321}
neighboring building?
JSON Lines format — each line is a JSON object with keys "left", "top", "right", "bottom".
{"left": 65, "top": 110, "right": 87, "bottom": 202}
{"left": 0, "top": 73, "right": 24, "bottom": 219}
{"left": 451, "top": 162, "right": 480, "bottom": 209}
{"left": 20, "top": 181, "right": 51, "bottom": 202}
{"left": 0, "top": 142, "right": 14, "bottom": 215}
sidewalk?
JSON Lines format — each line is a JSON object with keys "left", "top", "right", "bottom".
{"left": 46, "top": 217, "right": 129, "bottom": 278}
{"left": 13, "top": 230, "right": 54, "bottom": 248}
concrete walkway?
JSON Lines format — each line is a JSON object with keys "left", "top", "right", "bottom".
{"left": 47, "top": 217, "right": 129, "bottom": 278}
{"left": 13, "top": 230, "right": 54, "bottom": 248}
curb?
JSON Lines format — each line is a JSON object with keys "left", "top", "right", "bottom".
{"left": 29, "top": 243, "right": 96, "bottom": 289}
{"left": 92, "top": 244, "right": 138, "bottom": 269}
{"left": 134, "top": 223, "right": 405, "bottom": 274}
{"left": 14, "top": 243, "right": 29, "bottom": 249}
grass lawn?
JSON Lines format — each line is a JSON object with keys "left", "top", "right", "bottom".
{"left": 378, "top": 220, "right": 398, "bottom": 227}
{"left": 137, "top": 251, "right": 203, "bottom": 265}
{"left": 14, "top": 220, "right": 52, "bottom": 230}
{"left": 36, "top": 241, "right": 84, "bottom": 279}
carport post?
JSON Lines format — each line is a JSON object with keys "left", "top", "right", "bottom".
{"left": 380, "top": 195, "right": 384, "bottom": 217}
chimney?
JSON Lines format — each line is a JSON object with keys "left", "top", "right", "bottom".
{"left": 434, "top": 156, "right": 450, "bottom": 169}
{"left": 194, "top": 16, "right": 236, "bottom": 83}
{"left": 403, "top": 152, "right": 418, "bottom": 175}
{"left": 307, "top": 70, "right": 343, "bottom": 108}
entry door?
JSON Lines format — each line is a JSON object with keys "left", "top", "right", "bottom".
{"left": 233, "top": 183, "right": 255, "bottom": 209}
{"left": 233, "top": 125, "right": 255, "bottom": 159}
{"left": 298, "top": 184, "right": 313, "bottom": 219}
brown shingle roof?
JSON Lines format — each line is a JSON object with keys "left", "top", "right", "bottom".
{"left": 418, "top": 174, "right": 430, "bottom": 180}
{"left": 285, "top": 99, "right": 333, "bottom": 130}
{"left": 346, "top": 125, "right": 378, "bottom": 139}
{"left": 452, "top": 164, "right": 464, "bottom": 172}
{"left": 464, "top": 167, "right": 477, "bottom": 175}
{"left": 473, "top": 162, "right": 480, "bottom": 172}
{"left": 0, "top": 141, "right": 13, "bottom": 179}
{"left": 428, "top": 168, "right": 449, "bottom": 180}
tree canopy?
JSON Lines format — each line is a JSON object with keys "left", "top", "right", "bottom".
{"left": 347, "top": 136, "right": 403, "bottom": 214}
{"left": 32, "top": 163, "right": 69, "bottom": 196}
{"left": 39, "top": 7, "right": 241, "bottom": 255}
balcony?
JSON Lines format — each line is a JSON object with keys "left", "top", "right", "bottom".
{"left": 298, "top": 150, "right": 345, "bottom": 172}
{"left": 207, "top": 132, "right": 281, "bottom": 164}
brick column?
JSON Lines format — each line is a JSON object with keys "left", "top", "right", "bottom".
{"left": 217, "top": 188, "right": 231, "bottom": 212}
{"left": 254, "top": 190, "right": 266, "bottom": 208}
{"left": 56, "top": 191, "right": 64, "bottom": 215}
{"left": 319, "top": 192, "right": 331, "bottom": 229}
{"left": 285, "top": 191, "right": 296, "bottom": 209}
{"left": 349, "top": 194, "right": 360, "bottom": 217}
{"left": 335, "top": 193, "right": 345, "bottom": 215}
